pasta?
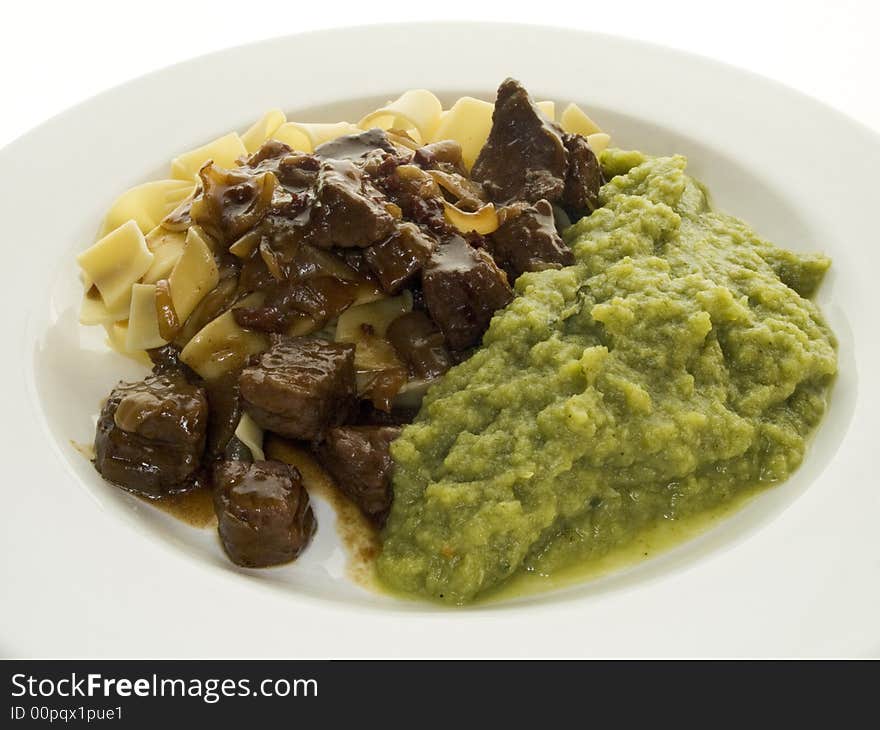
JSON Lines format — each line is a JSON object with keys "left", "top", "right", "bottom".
{"left": 171, "top": 132, "right": 247, "bottom": 180}
{"left": 103, "top": 322, "right": 152, "bottom": 367}
{"left": 336, "top": 292, "right": 412, "bottom": 342}
{"left": 442, "top": 201, "right": 499, "bottom": 235}
{"left": 430, "top": 97, "right": 494, "bottom": 170}
{"left": 359, "top": 90, "right": 443, "bottom": 145}
{"left": 126, "top": 283, "right": 166, "bottom": 351}
{"left": 168, "top": 227, "right": 219, "bottom": 324}
{"left": 142, "top": 227, "right": 186, "bottom": 284}
{"left": 104, "top": 321, "right": 129, "bottom": 352}
{"left": 586, "top": 132, "right": 611, "bottom": 156}
{"left": 560, "top": 102, "right": 602, "bottom": 137}
{"left": 336, "top": 293, "right": 412, "bottom": 371}
{"left": 234, "top": 412, "right": 265, "bottom": 461}
{"left": 77, "top": 220, "right": 154, "bottom": 312}
{"left": 179, "top": 296, "right": 269, "bottom": 380}
{"left": 536, "top": 100, "right": 556, "bottom": 121}
{"left": 79, "top": 286, "right": 128, "bottom": 326}
{"left": 241, "top": 109, "right": 287, "bottom": 154}
{"left": 98, "top": 179, "right": 195, "bottom": 238}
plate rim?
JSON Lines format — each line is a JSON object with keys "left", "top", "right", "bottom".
{"left": 3, "top": 21, "right": 879, "bottom": 657}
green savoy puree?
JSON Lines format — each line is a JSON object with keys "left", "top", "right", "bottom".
{"left": 377, "top": 149, "right": 838, "bottom": 603}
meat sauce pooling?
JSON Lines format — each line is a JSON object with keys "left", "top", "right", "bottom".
{"left": 92, "top": 79, "right": 604, "bottom": 568}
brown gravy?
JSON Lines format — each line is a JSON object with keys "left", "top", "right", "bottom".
{"left": 145, "top": 486, "right": 217, "bottom": 529}
{"left": 77, "top": 435, "right": 377, "bottom": 577}
{"left": 265, "top": 435, "right": 380, "bottom": 588}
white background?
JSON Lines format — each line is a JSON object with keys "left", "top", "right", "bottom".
{"left": 1, "top": 0, "right": 879, "bottom": 146}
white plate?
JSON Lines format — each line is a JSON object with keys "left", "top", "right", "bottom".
{"left": 2, "top": 23, "right": 878, "bottom": 658}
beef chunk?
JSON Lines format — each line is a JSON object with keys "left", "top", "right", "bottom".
{"left": 386, "top": 310, "right": 452, "bottom": 379}
{"left": 314, "top": 128, "right": 398, "bottom": 161}
{"left": 307, "top": 159, "right": 395, "bottom": 248}
{"left": 212, "top": 460, "right": 316, "bottom": 567}
{"left": 562, "top": 133, "right": 603, "bottom": 214}
{"left": 488, "top": 199, "right": 573, "bottom": 280}
{"left": 421, "top": 234, "right": 513, "bottom": 350}
{"left": 94, "top": 372, "right": 208, "bottom": 497}
{"left": 315, "top": 426, "right": 400, "bottom": 525}
{"left": 239, "top": 336, "right": 356, "bottom": 440}
{"left": 471, "top": 78, "right": 568, "bottom": 204}
{"left": 363, "top": 222, "right": 437, "bottom": 294}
